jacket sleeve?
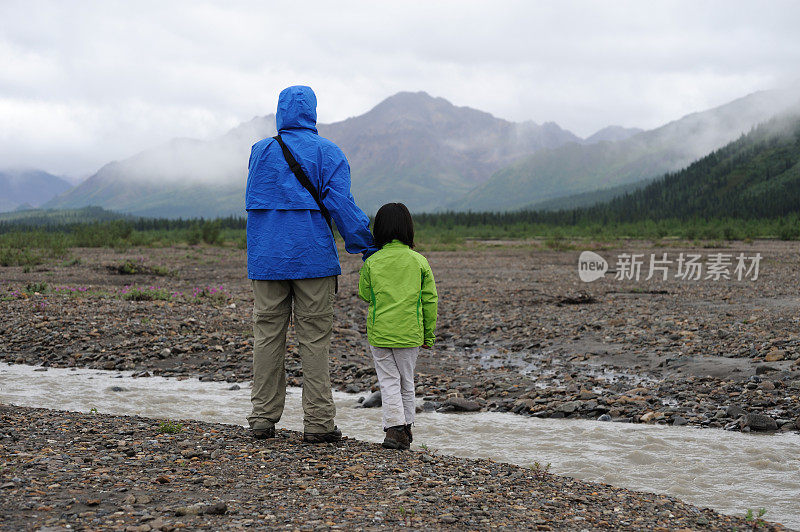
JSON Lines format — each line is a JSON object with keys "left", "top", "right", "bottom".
{"left": 320, "top": 147, "right": 378, "bottom": 260}
{"left": 357, "top": 261, "right": 371, "bottom": 302}
{"left": 421, "top": 259, "right": 438, "bottom": 346}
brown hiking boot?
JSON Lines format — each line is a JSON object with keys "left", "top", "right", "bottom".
{"left": 303, "top": 426, "right": 342, "bottom": 443}
{"left": 252, "top": 426, "right": 275, "bottom": 439}
{"left": 405, "top": 424, "right": 413, "bottom": 444}
{"left": 251, "top": 422, "right": 275, "bottom": 440}
{"left": 382, "top": 426, "right": 410, "bottom": 450}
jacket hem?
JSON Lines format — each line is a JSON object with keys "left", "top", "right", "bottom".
{"left": 249, "top": 269, "right": 341, "bottom": 281}
{"left": 367, "top": 340, "right": 424, "bottom": 349}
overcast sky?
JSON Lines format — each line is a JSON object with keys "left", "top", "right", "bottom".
{"left": 1, "top": 0, "right": 799, "bottom": 179}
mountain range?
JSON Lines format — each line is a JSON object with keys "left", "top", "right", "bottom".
{"left": 5, "top": 88, "right": 798, "bottom": 217}
{"left": 42, "top": 92, "right": 585, "bottom": 217}
{"left": 0, "top": 170, "right": 72, "bottom": 212}
{"left": 571, "top": 112, "right": 800, "bottom": 223}
{"left": 456, "top": 89, "right": 800, "bottom": 211}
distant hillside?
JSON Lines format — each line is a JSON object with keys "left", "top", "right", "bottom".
{"left": 42, "top": 116, "right": 271, "bottom": 219}
{"left": 0, "top": 206, "right": 129, "bottom": 228}
{"left": 44, "top": 91, "right": 581, "bottom": 217}
{"left": 321, "top": 92, "right": 580, "bottom": 213}
{"left": 584, "top": 125, "right": 644, "bottom": 144}
{"left": 526, "top": 179, "right": 655, "bottom": 211}
{"left": 580, "top": 113, "right": 800, "bottom": 221}
{"left": 457, "top": 89, "right": 800, "bottom": 211}
{"left": 0, "top": 169, "right": 73, "bottom": 213}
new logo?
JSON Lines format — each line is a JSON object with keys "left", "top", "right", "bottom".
{"left": 578, "top": 251, "right": 608, "bottom": 282}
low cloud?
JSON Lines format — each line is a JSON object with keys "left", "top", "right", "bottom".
{"left": 1, "top": 0, "right": 798, "bottom": 177}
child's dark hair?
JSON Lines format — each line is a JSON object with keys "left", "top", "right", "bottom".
{"left": 373, "top": 202, "right": 414, "bottom": 249}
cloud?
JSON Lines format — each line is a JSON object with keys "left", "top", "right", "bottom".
{"left": 1, "top": 0, "right": 799, "bottom": 177}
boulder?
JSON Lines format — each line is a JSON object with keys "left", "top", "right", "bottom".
{"left": 361, "top": 391, "right": 382, "bottom": 408}
{"left": 764, "top": 350, "right": 785, "bottom": 362}
{"left": 672, "top": 416, "right": 688, "bottom": 426}
{"left": 421, "top": 401, "right": 440, "bottom": 412}
{"left": 443, "top": 397, "right": 481, "bottom": 412}
{"left": 725, "top": 405, "right": 746, "bottom": 418}
{"left": 740, "top": 413, "right": 778, "bottom": 432}
{"left": 556, "top": 401, "right": 581, "bottom": 414}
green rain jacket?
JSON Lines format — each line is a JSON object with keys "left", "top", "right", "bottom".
{"left": 358, "top": 240, "right": 438, "bottom": 348}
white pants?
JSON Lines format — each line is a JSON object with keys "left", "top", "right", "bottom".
{"left": 369, "top": 345, "right": 419, "bottom": 429}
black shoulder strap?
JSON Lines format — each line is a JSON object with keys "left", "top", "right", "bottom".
{"left": 273, "top": 134, "right": 333, "bottom": 233}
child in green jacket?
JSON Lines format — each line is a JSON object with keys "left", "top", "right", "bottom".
{"left": 358, "top": 202, "right": 438, "bottom": 450}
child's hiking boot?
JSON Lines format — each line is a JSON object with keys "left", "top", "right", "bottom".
{"left": 382, "top": 426, "right": 410, "bottom": 450}
{"left": 303, "top": 426, "right": 342, "bottom": 443}
{"left": 404, "top": 424, "right": 413, "bottom": 444}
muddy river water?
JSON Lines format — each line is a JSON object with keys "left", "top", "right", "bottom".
{"left": 1, "top": 362, "right": 798, "bottom": 528}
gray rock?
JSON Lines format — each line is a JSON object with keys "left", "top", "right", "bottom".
{"left": 556, "top": 401, "right": 581, "bottom": 414}
{"left": 672, "top": 416, "right": 688, "bottom": 426}
{"left": 176, "top": 501, "right": 227, "bottom": 516}
{"left": 443, "top": 397, "right": 481, "bottom": 412}
{"left": 759, "top": 380, "right": 775, "bottom": 391}
{"left": 108, "top": 386, "right": 126, "bottom": 392}
{"left": 361, "top": 391, "right": 382, "bottom": 408}
{"left": 205, "top": 501, "right": 227, "bottom": 515}
{"left": 227, "top": 384, "right": 240, "bottom": 391}
{"left": 422, "top": 401, "right": 440, "bottom": 412}
{"left": 175, "top": 503, "right": 204, "bottom": 516}
{"left": 597, "top": 414, "right": 611, "bottom": 422}
{"left": 740, "top": 413, "right": 778, "bottom": 432}
{"left": 725, "top": 405, "right": 746, "bottom": 418}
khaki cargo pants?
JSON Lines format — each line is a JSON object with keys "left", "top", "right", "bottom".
{"left": 248, "top": 276, "right": 337, "bottom": 434}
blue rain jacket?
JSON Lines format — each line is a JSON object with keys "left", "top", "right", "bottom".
{"left": 245, "top": 86, "right": 376, "bottom": 280}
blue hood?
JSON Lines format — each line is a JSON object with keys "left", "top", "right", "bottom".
{"left": 276, "top": 85, "right": 318, "bottom": 133}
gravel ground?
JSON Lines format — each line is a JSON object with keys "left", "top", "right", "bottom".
{"left": 0, "top": 404, "right": 787, "bottom": 531}
{"left": 1, "top": 240, "right": 799, "bottom": 432}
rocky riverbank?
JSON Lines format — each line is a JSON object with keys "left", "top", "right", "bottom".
{"left": 1, "top": 240, "right": 799, "bottom": 432}
{"left": 0, "top": 404, "right": 787, "bottom": 531}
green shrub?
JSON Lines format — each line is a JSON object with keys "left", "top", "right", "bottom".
{"left": 201, "top": 220, "right": 221, "bottom": 244}
{"left": 186, "top": 228, "right": 201, "bottom": 246}
{"left": 0, "top": 247, "right": 43, "bottom": 267}
{"left": 25, "top": 282, "right": 48, "bottom": 294}
{"left": 157, "top": 420, "right": 183, "bottom": 434}
{"left": 778, "top": 222, "right": 800, "bottom": 241}
{"left": 120, "top": 285, "right": 171, "bottom": 301}
{"left": 110, "top": 258, "right": 172, "bottom": 276}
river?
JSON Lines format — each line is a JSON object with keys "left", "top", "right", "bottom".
{"left": 1, "top": 362, "right": 798, "bottom": 528}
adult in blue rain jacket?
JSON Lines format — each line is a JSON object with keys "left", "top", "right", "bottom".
{"left": 245, "top": 85, "right": 376, "bottom": 443}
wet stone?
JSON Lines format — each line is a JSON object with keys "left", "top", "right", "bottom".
{"left": 443, "top": 397, "right": 481, "bottom": 412}
{"left": 740, "top": 413, "right": 778, "bottom": 432}
{"left": 360, "top": 391, "right": 382, "bottom": 408}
